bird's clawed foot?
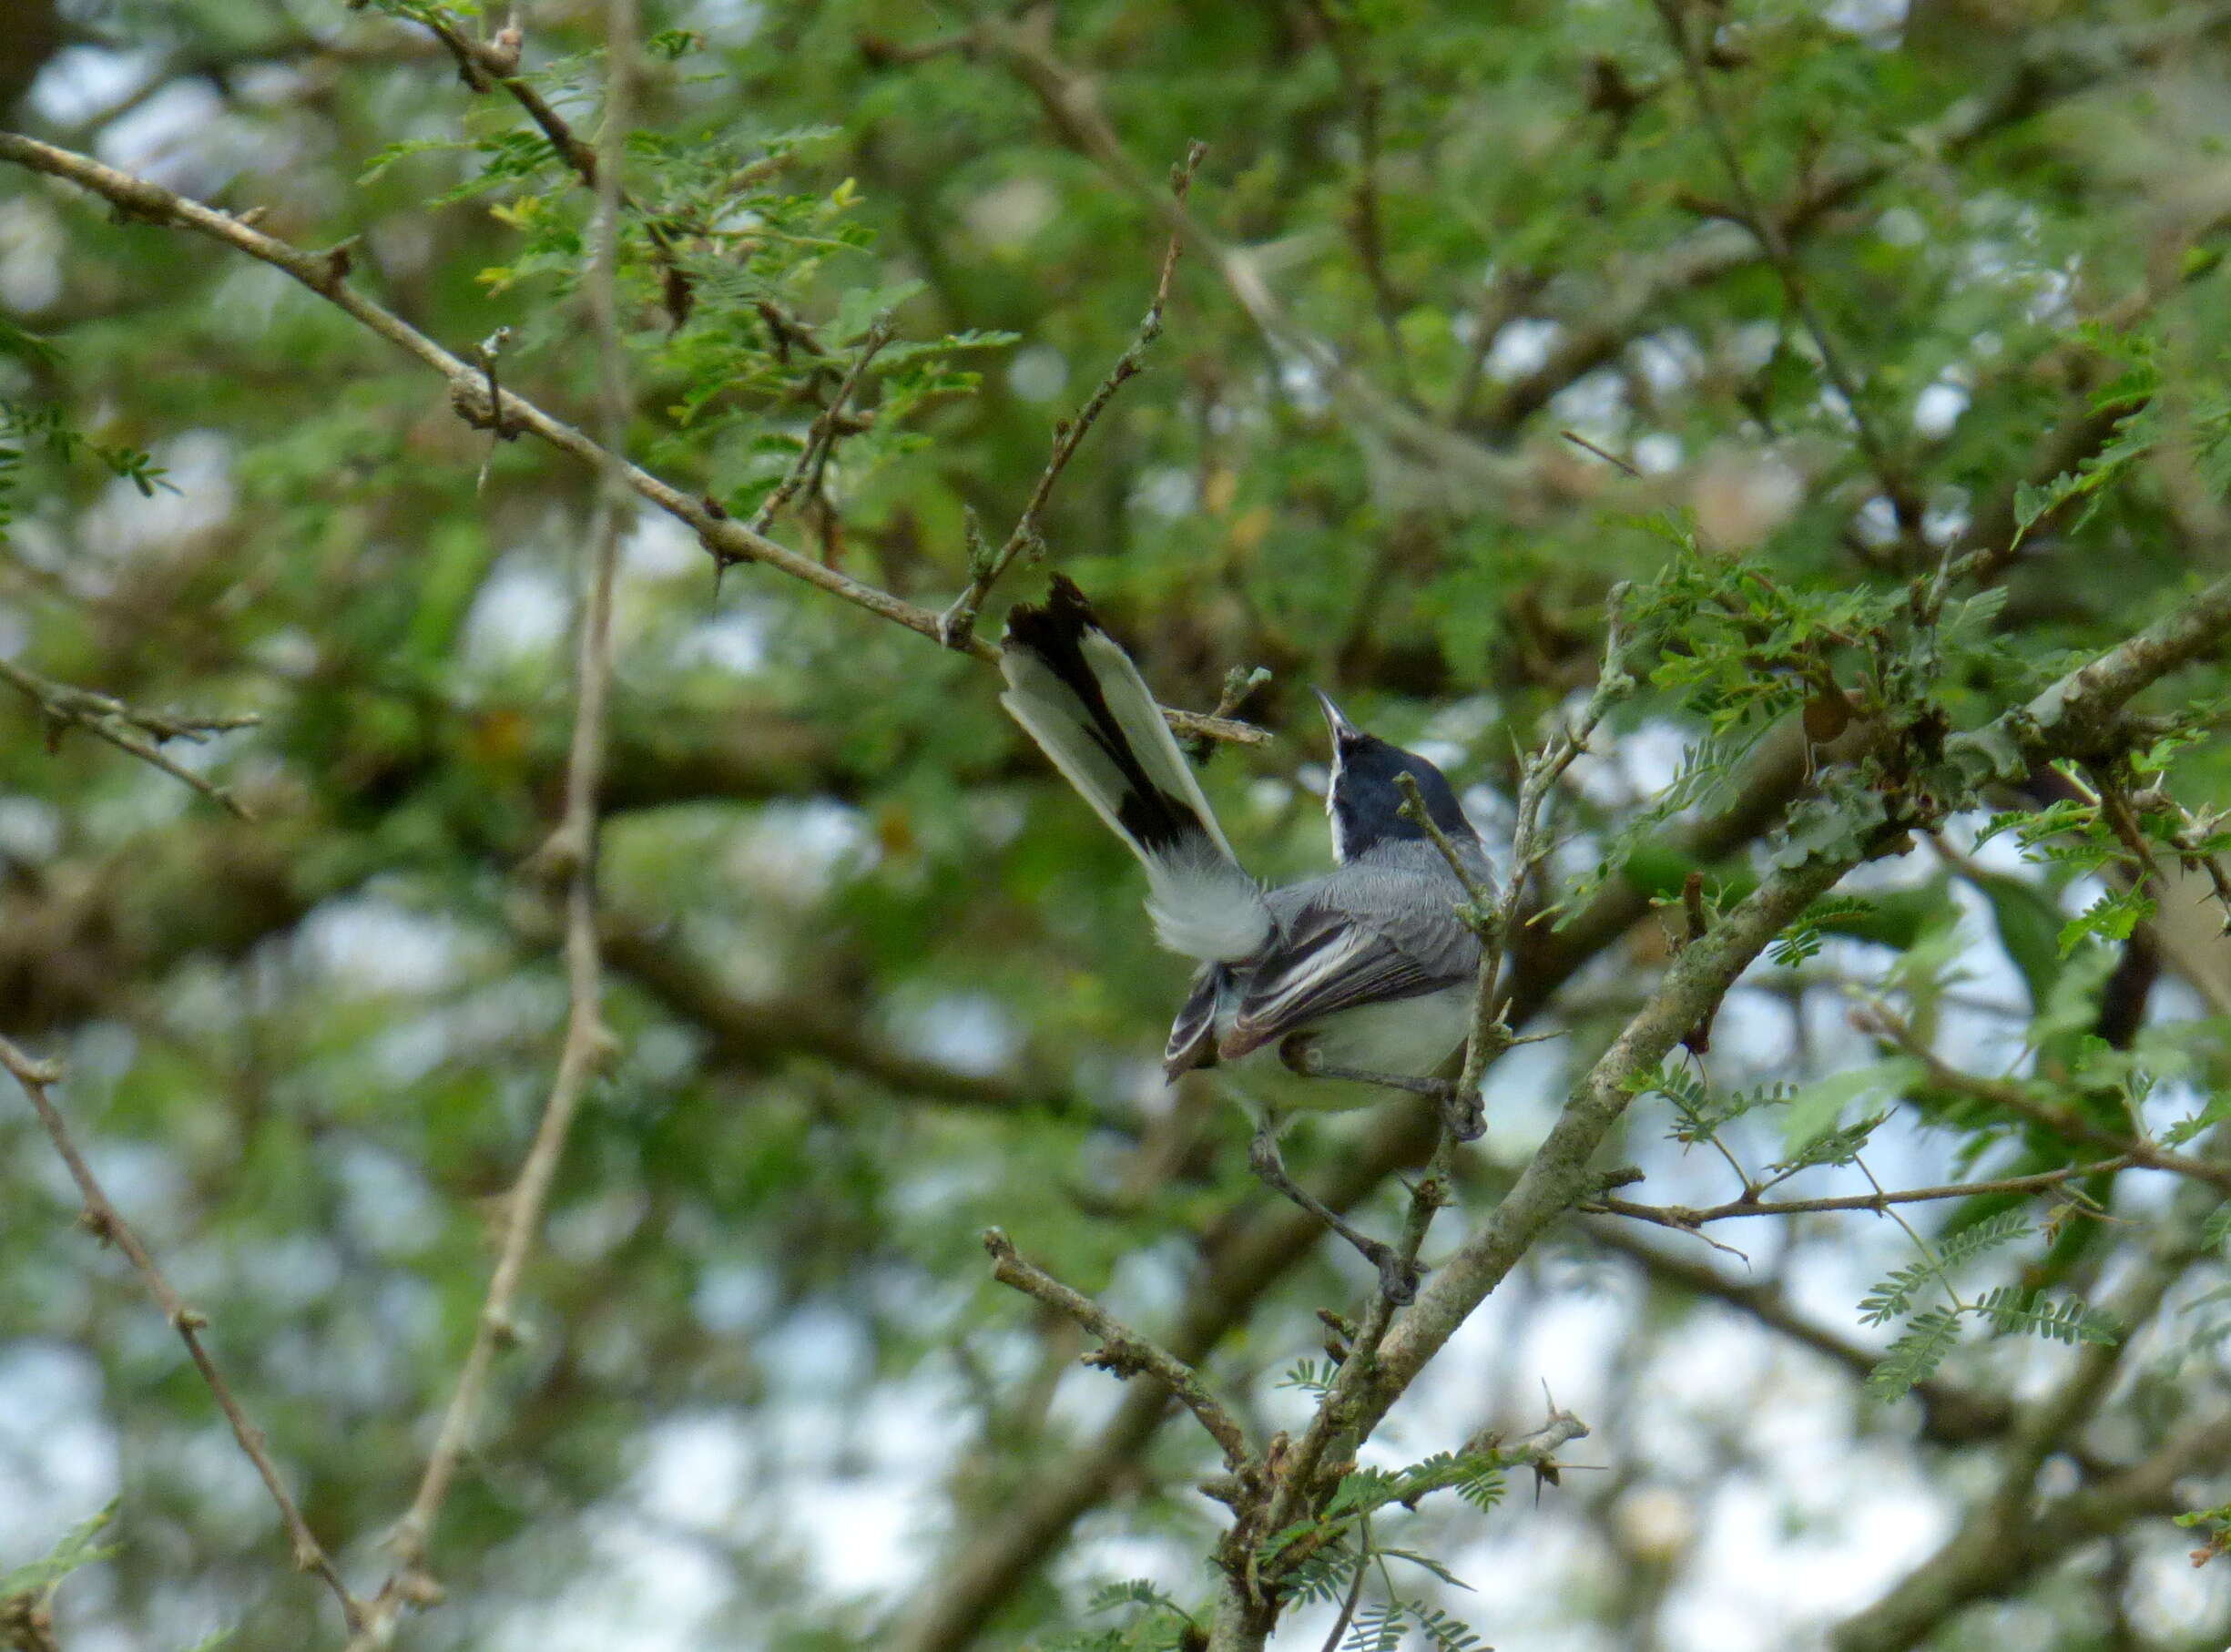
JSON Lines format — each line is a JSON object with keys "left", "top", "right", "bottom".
{"left": 1248, "top": 1125, "right": 1424, "bottom": 1302}
{"left": 1437, "top": 1085, "right": 1486, "bottom": 1143}
{"left": 1360, "top": 1237, "right": 1425, "bottom": 1303}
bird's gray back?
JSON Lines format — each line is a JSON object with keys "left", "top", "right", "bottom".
{"left": 1264, "top": 838, "right": 1484, "bottom": 975}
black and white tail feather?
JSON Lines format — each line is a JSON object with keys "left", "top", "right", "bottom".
{"left": 999, "top": 577, "right": 1271, "bottom": 965}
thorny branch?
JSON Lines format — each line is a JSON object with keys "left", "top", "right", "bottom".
{"left": 391, "top": 4, "right": 704, "bottom": 322}
{"left": 342, "top": 6, "right": 637, "bottom": 1644}
{"left": 0, "top": 656, "right": 259, "bottom": 817}
{"left": 0, "top": 132, "right": 1266, "bottom": 750}
{"left": 983, "top": 1229, "right": 1254, "bottom": 1473}
{"left": 0, "top": 1035, "right": 365, "bottom": 1628}
{"left": 938, "top": 141, "right": 1207, "bottom": 648}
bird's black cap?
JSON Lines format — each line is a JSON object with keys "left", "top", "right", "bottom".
{"left": 1316, "top": 690, "right": 1476, "bottom": 860}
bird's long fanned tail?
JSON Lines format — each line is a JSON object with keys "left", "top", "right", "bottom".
{"left": 1000, "top": 577, "right": 1270, "bottom": 963}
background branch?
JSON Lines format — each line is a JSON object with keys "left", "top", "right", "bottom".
{"left": 0, "top": 1035, "right": 363, "bottom": 1629}
{"left": 342, "top": 6, "right": 637, "bottom": 1639}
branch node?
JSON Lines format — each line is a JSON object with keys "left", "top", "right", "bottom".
{"left": 315, "top": 237, "right": 359, "bottom": 291}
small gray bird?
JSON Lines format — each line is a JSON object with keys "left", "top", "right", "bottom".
{"left": 999, "top": 577, "right": 1491, "bottom": 1297}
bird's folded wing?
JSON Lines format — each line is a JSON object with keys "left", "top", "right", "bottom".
{"left": 1220, "top": 903, "right": 1470, "bottom": 1060}
{"left": 1165, "top": 963, "right": 1226, "bottom": 1078}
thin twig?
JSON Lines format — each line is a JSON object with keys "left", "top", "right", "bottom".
{"left": 0, "top": 132, "right": 1267, "bottom": 749}
{"left": 0, "top": 655, "right": 257, "bottom": 817}
{"left": 938, "top": 140, "right": 1207, "bottom": 648}
{"left": 1651, "top": 0, "right": 1924, "bottom": 552}
{"left": 1586, "top": 1157, "right": 2137, "bottom": 1229}
{"left": 1183, "top": 665, "right": 1274, "bottom": 761}
{"left": 982, "top": 1229, "right": 1253, "bottom": 1472}
{"left": 1402, "top": 583, "right": 1635, "bottom": 1125}
{"left": 746, "top": 316, "right": 894, "bottom": 537}
{"left": 1315, "top": 1552, "right": 1369, "bottom": 1652}
{"left": 1858, "top": 1004, "right": 2231, "bottom": 1193}
{"left": 0, "top": 1035, "right": 364, "bottom": 1627}
{"left": 1560, "top": 428, "right": 1643, "bottom": 481}
{"left": 344, "top": 9, "right": 637, "bottom": 1644}
{"left": 473, "top": 324, "right": 515, "bottom": 490}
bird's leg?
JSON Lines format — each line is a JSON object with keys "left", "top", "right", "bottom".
{"left": 1246, "top": 1119, "right": 1422, "bottom": 1303}
{"left": 1280, "top": 1038, "right": 1485, "bottom": 1143}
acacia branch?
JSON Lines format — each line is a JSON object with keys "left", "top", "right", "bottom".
{"left": 0, "top": 1035, "right": 364, "bottom": 1629}
{"left": 983, "top": 1229, "right": 1254, "bottom": 1473}
{"left": 414, "top": 13, "right": 596, "bottom": 179}
{"left": 1357, "top": 566, "right": 2231, "bottom": 1419}
{"left": 1829, "top": 1152, "right": 2231, "bottom": 1652}
{"left": 747, "top": 316, "right": 894, "bottom": 538}
{"left": 1270, "top": 853, "right": 1853, "bottom": 1555}
{"left": 0, "top": 131, "right": 1265, "bottom": 751}
{"left": 898, "top": 570, "right": 2231, "bottom": 1652}
{"left": 894, "top": 714, "right": 1849, "bottom": 1652}
{"left": 1197, "top": 564, "right": 2231, "bottom": 1651}
{"left": 397, "top": 3, "right": 715, "bottom": 324}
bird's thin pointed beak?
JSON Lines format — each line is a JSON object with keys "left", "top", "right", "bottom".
{"left": 1312, "top": 687, "right": 1357, "bottom": 742}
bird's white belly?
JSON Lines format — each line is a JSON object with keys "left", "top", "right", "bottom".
{"left": 1227, "top": 984, "right": 1473, "bottom": 1113}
